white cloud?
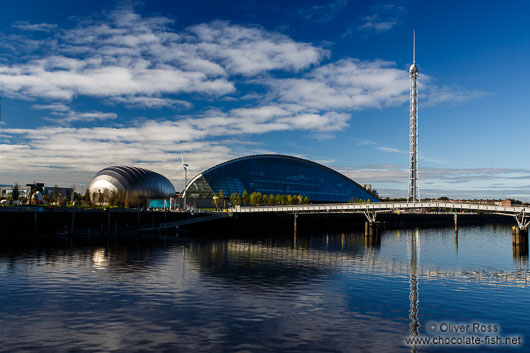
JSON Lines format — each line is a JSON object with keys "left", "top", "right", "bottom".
{"left": 188, "top": 21, "right": 327, "bottom": 76}
{"left": 422, "top": 84, "right": 487, "bottom": 107}
{"left": 0, "top": 6, "right": 492, "bottom": 189}
{"left": 260, "top": 58, "right": 485, "bottom": 128}
{"left": 0, "top": 9, "right": 325, "bottom": 103}
{"left": 297, "top": 0, "right": 349, "bottom": 23}
{"left": 0, "top": 122, "right": 233, "bottom": 186}
{"left": 265, "top": 59, "right": 409, "bottom": 111}
{"left": 12, "top": 21, "right": 58, "bottom": 32}
{"left": 50, "top": 111, "right": 118, "bottom": 124}
{"left": 338, "top": 164, "right": 530, "bottom": 200}
{"left": 32, "top": 103, "right": 117, "bottom": 124}
{"left": 357, "top": 4, "right": 405, "bottom": 33}
{"left": 110, "top": 96, "right": 192, "bottom": 108}
{"left": 377, "top": 146, "right": 406, "bottom": 153}
{"left": 355, "top": 139, "right": 377, "bottom": 146}
{"left": 32, "top": 103, "right": 70, "bottom": 112}
{"left": 0, "top": 108, "right": 349, "bottom": 185}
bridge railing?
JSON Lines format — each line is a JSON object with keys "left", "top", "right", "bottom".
{"left": 230, "top": 202, "right": 530, "bottom": 214}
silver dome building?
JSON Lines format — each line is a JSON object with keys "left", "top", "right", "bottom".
{"left": 88, "top": 166, "right": 175, "bottom": 206}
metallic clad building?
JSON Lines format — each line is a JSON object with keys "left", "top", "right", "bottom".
{"left": 89, "top": 166, "right": 175, "bottom": 205}
{"left": 186, "top": 155, "right": 379, "bottom": 203}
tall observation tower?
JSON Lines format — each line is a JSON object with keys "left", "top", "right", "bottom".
{"left": 408, "top": 31, "right": 419, "bottom": 202}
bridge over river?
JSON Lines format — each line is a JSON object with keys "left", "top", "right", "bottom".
{"left": 230, "top": 201, "right": 530, "bottom": 232}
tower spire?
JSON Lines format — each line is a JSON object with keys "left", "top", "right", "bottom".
{"left": 408, "top": 31, "right": 419, "bottom": 202}
{"left": 413, "top": 30, "right": 415, "bottom": 64}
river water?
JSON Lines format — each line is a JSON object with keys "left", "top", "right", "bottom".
{"left": 1, "top": 224, "right": 529, "bottom": 352}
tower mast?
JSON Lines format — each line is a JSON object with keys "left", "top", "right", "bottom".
{"left": 408, "top": 31, "right": 419, "bottom": 202}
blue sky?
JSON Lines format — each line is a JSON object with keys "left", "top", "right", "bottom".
{"left": 1, "top": 0, "right": 530, "bottom": 199}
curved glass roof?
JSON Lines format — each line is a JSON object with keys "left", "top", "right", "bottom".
{"left": 186, "top": 154, "right": 378, "bottom": 203}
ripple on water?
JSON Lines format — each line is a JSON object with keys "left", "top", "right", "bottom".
{"left": 0, "top": 227, "right": 529, "bottom": 352}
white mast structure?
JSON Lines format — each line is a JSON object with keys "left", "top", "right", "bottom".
{"left": 408, "top": 31, "right": 420, "bottom": 202}
{"left": 178, "top": 156, "right": 189, "bottom": 211}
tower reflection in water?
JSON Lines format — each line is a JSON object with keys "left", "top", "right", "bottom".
{"left": 182, "top": 225, "right": 529, "bottom": 353}
{"left": 409, "top": 229, "right": 419, "bottom": 353}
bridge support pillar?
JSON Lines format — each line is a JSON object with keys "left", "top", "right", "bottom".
{"left": 513, "top": 226, "right": 529, "bottom": 260}
{"left": 365, "top": 221, "right": 381, "bottom": 247}
{"left": 294, "top": 213, "right": 298, "bottom": 235}
{"left": 512, "top": 226, "right": 528, "bottom": 246}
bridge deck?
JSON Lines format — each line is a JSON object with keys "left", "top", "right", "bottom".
{"left": 231, "top": 202, "right": 530, "bottom": 215}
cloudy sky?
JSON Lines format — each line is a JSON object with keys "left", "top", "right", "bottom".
{"left": 1, "top": 0, "right": 530, "bottom": 200}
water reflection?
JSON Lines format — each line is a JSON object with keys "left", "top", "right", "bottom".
{"left": 455, "top": 229, "right": 458, "bottom": 253}
{"left": 408, "top": 230, "right": 419, "bottom": 353}
{"left": 513, "top": 238, "right": 528, "bottom": 268}
{"left": 1, "top": 225, "right": 530, "bottom": 352}
{"left": 92, "top": 248, "right": 108, "bottom": 269}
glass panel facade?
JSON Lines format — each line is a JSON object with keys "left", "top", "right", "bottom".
{"left": 187, "top": 155, "right": 378, "bottom": 203}
{"left": 186, "top": 175, "right": 215, "bottom": 199}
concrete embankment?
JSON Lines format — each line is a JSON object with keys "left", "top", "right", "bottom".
{"left": 0, "top": 207, "right": 188, "bottom": 239}
{"left": 0, "top": 208, "right": 515, "bottom": 241}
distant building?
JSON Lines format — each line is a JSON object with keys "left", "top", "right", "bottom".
{"left": 0, "top": 185, "right": 31, "bottom": 200}
{"left": 495, "top": 199, "right": 522, "bottom": 207}
{"left": 0, "top": 183, "right": 73, "bottom": 204}
{"left": 451, "top": 198, "right": 523, "bottom": 206}
{"left": 361, "top": 184, "right": 372, "bottom": 191}
{"left": 42, "top": 186, "right": 74, "bottom": 201}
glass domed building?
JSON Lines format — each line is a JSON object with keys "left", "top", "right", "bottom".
{"left": 185, "top": 155, "right": 378, "bottom": 203}
{"left": 88, "top": 166, "right": 175, "bottom": 206}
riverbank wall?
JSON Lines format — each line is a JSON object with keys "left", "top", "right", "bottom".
{"left": 0, "top": 208, "right": 516, "bottom": 240}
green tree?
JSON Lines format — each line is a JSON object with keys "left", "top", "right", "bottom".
{"left": 219, "top": 190, "right": 226, "bottom": 209}
{"left": 275, "top": 194, "right": 281, "bottom": 204}
{"left": 236, "top": 193, "right": 242, "bottom": 206}
{"left": 303, "top": 196, "right": 310, "bottom": 204}
{"left": 229, "top": 192, "right": 238, "bottom": 206}
{"left": 262, "top": 194, "right": 268, "bottom": 204}
{"left": 287, "top": 195, "right": 293, "bottom": 204}
{"left": 97, "top": 191, "right": 104, "bottom": 205}
{"left": 250, "top": 192, "right": 262, "bottom": 206}
{"left": 73, "top": 192, "right": 82, "bottom": 203}
{"left": 213, "top": 193, "right": 219, "bottom": 209}
{"left": 369, "top": 188, "right": 379, "bottom": 199}
{"left": 54, "top": 185, "right": 60, "bottom": 204}
{"left": 83, "top": 189, "right": 91, "bottom": 205}
{"left": 280, "top": 194, "right": 288, "bottom": 205}
{"left": 12, "top": 183, "right": 20, "bottom": 202}
{"left": 268, "top": 194, "right": 275, "bottom": 205}
{"left": 242, "top": 189, "right": 249, "bottom": 205}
